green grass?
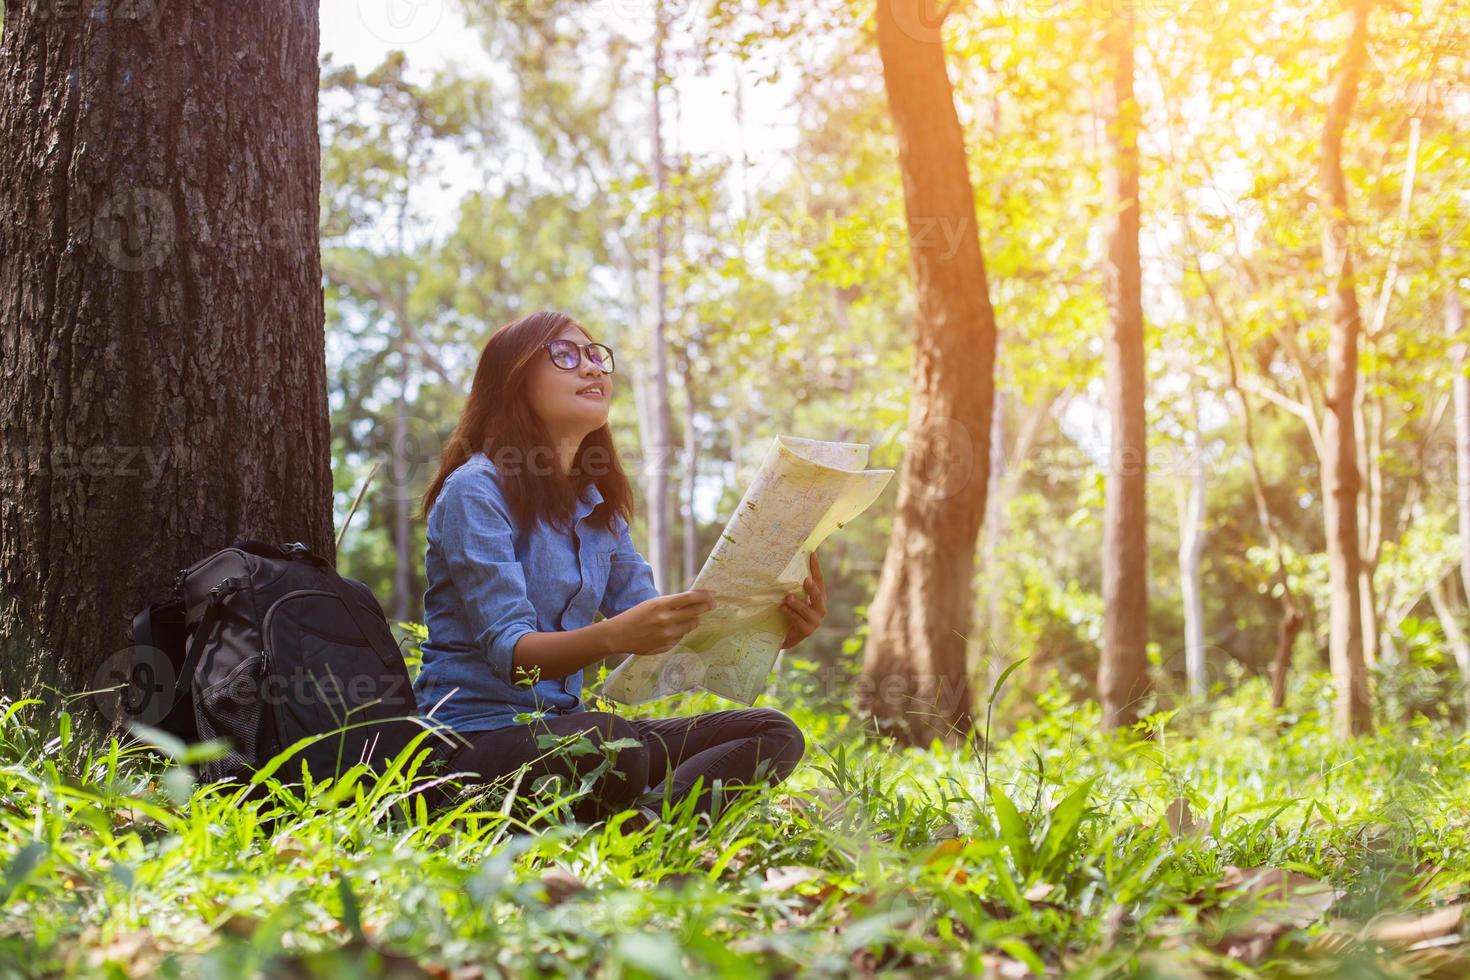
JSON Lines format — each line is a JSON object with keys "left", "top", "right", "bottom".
{"left": 2, "top": 675, "right": 1467, "bottom": 978}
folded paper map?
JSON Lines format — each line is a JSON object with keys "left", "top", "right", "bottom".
{"left": 601, "top": 435, "right": 895, "bottom": 705}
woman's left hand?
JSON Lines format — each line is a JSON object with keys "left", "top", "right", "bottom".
{"left": 779, "top": 550, "right": 827, "bottom": 650}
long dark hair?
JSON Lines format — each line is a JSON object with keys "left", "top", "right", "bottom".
{"left": 420, "top": 310, "right": 635, "bottom": 535}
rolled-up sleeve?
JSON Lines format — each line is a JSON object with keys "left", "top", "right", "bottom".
{"left": 435, "top": 475, "right": 539, "bottom": 684}
{"left": 598, "top": 515, "right": 661, "bottom": 620}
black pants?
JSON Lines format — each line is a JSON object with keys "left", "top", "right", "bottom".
{"left": 440, "top": 707, "right": 806, "bottom": 824}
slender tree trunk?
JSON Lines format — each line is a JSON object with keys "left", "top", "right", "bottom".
{"left": 979, "top": 383, "right": 1063, "bottom": 692}
{"left": 1270, "top": 606, "right": 1306, "bottom": 708}
{"left": 645, "top": 4, "right": 674, "bottom": 592}
{"left": 1098, "top": 4, "right": 1151, "bottom": 729}
{"left": 1224, "top": 317, "right": 1305, "bottom": 710}
{"left": 860, "top": 0, "right": 997, "bottom": 748}
{"left": 1452, "top": 289, "right": 1470, "bottom": 591}
{"left": 1355, "top": 390, "right": 1383, "bottom": 667}
{"left": 981, "top": 382, "right": 1008, "bottom": 692}
{"left": 391, "top": 161, "right": 413, "bottom": 627}
{"left": 393, "top": 371, "right": 412, "bottom": 625}
{"left": 1179, "top": 405, "right": 1206, "bottom": 698}
{"left": 681, "top": 354, "right": 698, "bottom": 588}
{"left": 1357, "top": 119, "right": 1418, "bottom": 668}
{"left": 1448, "top": 287, "right": 1470, "bottom": 726}
{"left": 0, "top": 3, "right": 331, "bottom": 699}
{"left": 1180, "top": 183, "right": 1306, "bottom": 710}
{"left": 1318, "top": 0, "right": 1374, "bottom": 737}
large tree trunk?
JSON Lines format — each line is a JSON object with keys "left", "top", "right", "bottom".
{"left": 0, "top": 4, "right": 332, "bottom": 699}
{"left": 1318, "top": 0, "right": 1374, "bottom": 738}
{"left": 860, "top": 0, "right": 997, "bottom": 748}
{"left": 1097, "top": 4, "right": 1151, "bottom": 729}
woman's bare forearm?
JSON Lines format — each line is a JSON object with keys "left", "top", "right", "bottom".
{"left": 509, "top": 619, "right": 622, "bottom": 681}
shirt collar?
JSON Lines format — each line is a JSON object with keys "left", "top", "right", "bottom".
{"left": 576, "top": 480, "right": 604, "bottom": 520}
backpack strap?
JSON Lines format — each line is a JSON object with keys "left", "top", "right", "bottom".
{"left": 130, "top": 600, "right": 161, "bottom": 659}
{"left": 173, "top": 577, "right": 243, "bottom": 696}
{"left": 129, "top": 596, "right": 180, "bottom": 713}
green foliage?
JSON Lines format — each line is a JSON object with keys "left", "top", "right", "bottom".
{"left": 5, "top": 679, "right": 1469, "bottom": 975}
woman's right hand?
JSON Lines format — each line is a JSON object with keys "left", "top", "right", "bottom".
{"left": 606, "top": 590, "right": 716, "bottom": 655}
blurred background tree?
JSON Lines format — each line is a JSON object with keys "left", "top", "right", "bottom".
{"left": 316, "top": 0, "right": 1470, "bottom": 738}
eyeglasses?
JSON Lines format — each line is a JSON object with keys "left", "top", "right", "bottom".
{"left": 542, "top": 339, "right": 615, "bottom": 374}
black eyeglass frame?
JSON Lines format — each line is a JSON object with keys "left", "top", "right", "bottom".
{"left": 541, "top": 339, "right": 616, "bottom": 374}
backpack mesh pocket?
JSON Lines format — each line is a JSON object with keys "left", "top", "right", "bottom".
{"left": 195, "top": 653, "right": 269, "bottom": 782}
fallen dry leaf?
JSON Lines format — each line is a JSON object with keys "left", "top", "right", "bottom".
{"left": 538, "top": 867, "right": 586, "bottom": 905}
{"left": 1364, "top": 904, "right": 1463, "bottom": 945}
{"left": 981, "top": 952, "right": 1035, "bottom": 978}
{"left": 1397, "top": 946, "right": 1470, "bottom": 978}
{"left": 1165, "top": 797, "right": 1205, "bottom": 838}
{"left": 762, "top": 865, "right": 851, "bottom": 907}
{"left": 1238, "top": 868, "right": 1341, "bottom": 925}
{"left": 1208, "top": 867, "right": 1344, "bottom": 963}
{"left": 1024, "top": 882, "right": 1056, "bottom": 903}
{"left": 218, "top": 914, "right": 261, "bottom": 939}
{"left": 762, "top": 865, "right": 826, "bottom": 892}
{"left": 273, "top": 835, "right": 308, "bottom": 865}
{"left": 1407, "top": 934, "right": 1464, "bottom": 953}
{"left": 80, "top": 931, "right": 165, "bottom": 975}
{"left": 780, "top": 787, "right": 851, "bottom": 822}
{"left": 923, "top": 838, "right": 970, "bottom": 884}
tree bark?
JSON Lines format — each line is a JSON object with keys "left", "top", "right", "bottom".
{"left": 860, "top": 0, "right": 997, "bottom": 748}
{"left": 1318, "top": 0, "right": 1374, "bottom": 737}
{"left": 1097, "top": 4, "right": 1151, "bottom": 729}
{"left": 0, "top": 3, "right": 332, "bottom": 699}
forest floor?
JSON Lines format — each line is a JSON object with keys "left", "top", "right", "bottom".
{"left": 2, "top": 676, "right": 1467, "bottom": 978}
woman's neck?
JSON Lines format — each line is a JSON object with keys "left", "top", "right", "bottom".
{"left": 549, "top": 432, "right": 585, "bottom": 476}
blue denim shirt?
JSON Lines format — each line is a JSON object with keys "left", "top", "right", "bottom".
{"left": 414, "top": 451, "right": 661, "bottom": 734}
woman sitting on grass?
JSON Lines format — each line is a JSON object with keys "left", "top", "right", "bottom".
{"left": 414, "top": 310, "right": 820, "bottom": 829}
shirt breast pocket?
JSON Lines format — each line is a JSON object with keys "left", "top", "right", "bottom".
{"left": 576, "top": 549, "right": 615, "bottom": 623}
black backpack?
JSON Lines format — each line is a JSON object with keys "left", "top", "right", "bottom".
{"left": 126, "top": 539, "right": 449, "bottom": 785}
